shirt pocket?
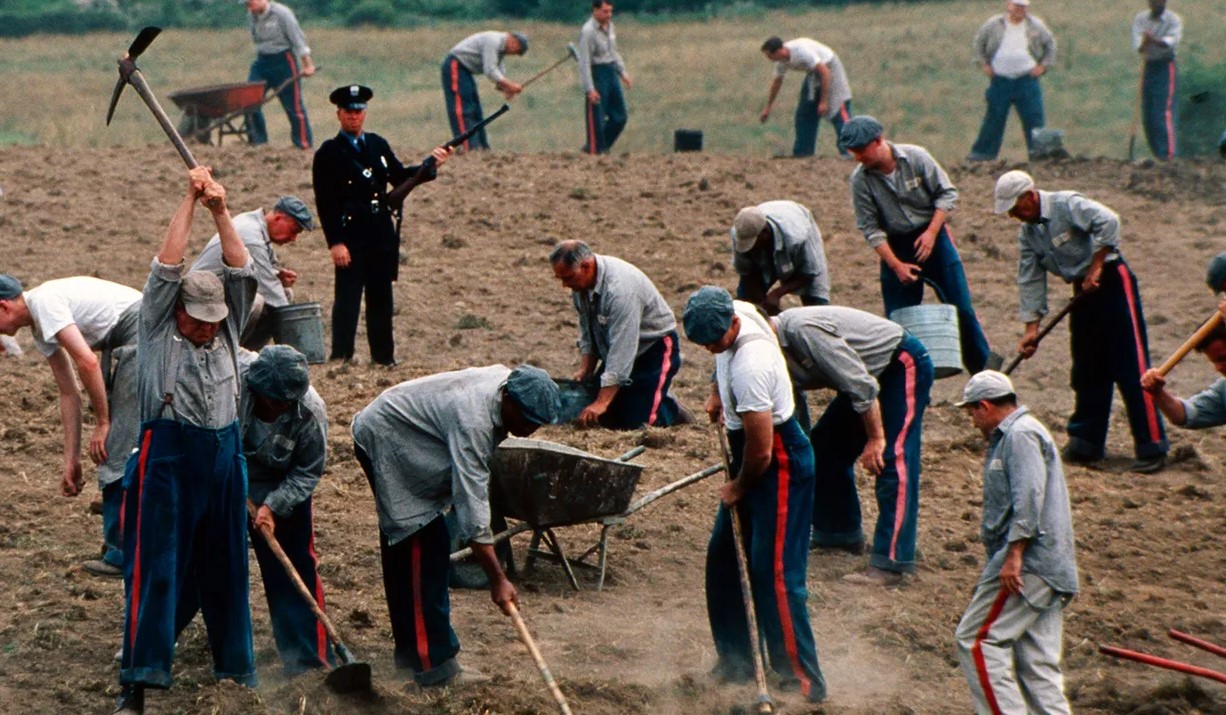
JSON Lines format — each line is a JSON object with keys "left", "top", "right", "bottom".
{"left": 254, "top": 434, "right": 297, "bottom": 472}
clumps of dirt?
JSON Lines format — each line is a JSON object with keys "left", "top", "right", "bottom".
{"left": 1070, "top": 676, "right": 1226, "bottom": 714}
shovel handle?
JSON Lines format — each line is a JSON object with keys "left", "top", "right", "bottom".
{"left": 1002, "top": 295, "right": 1081, "bottom": 376}
{"left": 123, "top": 63, "right": 199, "bottom": 169}
{"left": 245, "top": 500, "right": 354, "bottom": 663}
{"left": 1157, "top": 312, "right": 1223, "bottom": 377}
{"left": 507, "top": 602, "right": 573, "bottom": 715}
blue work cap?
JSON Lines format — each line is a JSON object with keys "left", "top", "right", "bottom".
{"left": 248, "top": 345, "right": 310, "bottom": 402}
{"left": 0, "top": 274, "right": 22, "bottom": 300}
{"left": 682, "top": 286, "right": 734, "bottom": 345}
{"left": 506, "top": 364, "right": 562, "bottom": 425}
{"left": 839, "top": 115, "right": 884, "bottom": 150}
{"left": 1207, "top": 252, "right": 1226, "bottom": 292}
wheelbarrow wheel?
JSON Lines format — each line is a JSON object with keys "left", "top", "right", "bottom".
{"left": 176, "top": 111, "right": 212, "bottom": 145}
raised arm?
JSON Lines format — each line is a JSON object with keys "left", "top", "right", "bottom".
{"left": 157, "top": 167, "right": 211, "bottom": 266}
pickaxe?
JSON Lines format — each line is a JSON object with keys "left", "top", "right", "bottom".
{"left": 521, "top": 43, "right": 579, "bottom": 90}
{"left": 106, "top": 27, "right": 205, "bottom": 171}
{"left": 1153, "top": 251, "right": 1226, "bottom": 377}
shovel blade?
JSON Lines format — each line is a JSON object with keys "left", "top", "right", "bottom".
{"left": 324, "top": 661, "right": 372, "bottom": 694}
{"left": 127, "top": 26, "right": 162, "bottom": 60}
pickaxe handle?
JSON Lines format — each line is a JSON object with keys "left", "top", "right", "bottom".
{"left": 521, "top": 44, "right": 579, "bottom": 89}
{"left": 1156, "top": 312, "right": 1223, "bottom": 377}
{"left": 121, "top": 59, "right": 200, "bottom": 170}
{"left": 1002, "top": 294, "right": 1082, "bottom": 375}
{"left": 506, "top": 602, "right": 573, "bottom": 715}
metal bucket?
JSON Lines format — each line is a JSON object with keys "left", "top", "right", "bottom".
{"left": 1030, "top": 128, "right": 1067, "bottom": 160}
{"left": 553, "top": 378, "right": 598, "bottom": 424}
{"left": 674, "top": 129, "right": 703, "bottom": 152}
{"left": 270, "top": 302, "right": 325, "bottom": 364}
{"left": 888, "top": 303, "right": 964, "bottom": 378}
{"left": 491, "top": 438, "right": 643, "bottom": 527}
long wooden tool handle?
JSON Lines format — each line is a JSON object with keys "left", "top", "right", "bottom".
{"left": 1157, "top": 312, "right": 1223, "bottom": 377}
{"left": 1169, "top": 629, "right": 1226, "bottom": 660}
{"left": 714, "top": 427, "right": 775, "bottom": 714}
{"left": 1099, "top": 643, "right": 1226, "bottom": 684}
{"left": 522, "top": 54, "right": 572, "bottom": 88}
{"left": 507, "top": 603, "right": 573, "bottom": 715}
{"left": 127, "top": 68, "right": 199, "bottom": 169}
{"left": 246, "top": 501, "right": 352, "bottom": 660}
{"left": 1003, "top": 296, "right": 1080, "bottom": 376}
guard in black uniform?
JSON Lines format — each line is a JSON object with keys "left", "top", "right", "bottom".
{"left": 312, "top": 84, "right": 453, "bottom": 365}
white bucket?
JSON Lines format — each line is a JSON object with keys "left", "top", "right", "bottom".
{"left": 888, "top": 303, "right": 964, "bottom": 378}
{"left": 271, "top": 302, "right": 325, "bottom": 364}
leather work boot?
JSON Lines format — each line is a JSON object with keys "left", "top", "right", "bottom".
{"left": 83, "top": 559, "right": 123, "bottom": 579}
{"left": 112, "top": 684, "right": 144, "bottom": 714}
{"left": 1129, "top": 454, "right": 1166, "bottom": 474}
{"left": 442, "top": 667, "right": 492, "bottom": 688}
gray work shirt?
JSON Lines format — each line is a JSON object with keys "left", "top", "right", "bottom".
{"left": 237, "top": 350, "right": 327, "bottom": 518}
{"left": 849, "top": 143, "right": 958, "bottom": 248}
{"left": 1016, "top": 190, "right": 1121, "bottom": 322}
{"left": 193, "top": 209, "right": 289, "bottom": 308}
{"left": 577, "top": 16, "right": 626, "bottom": 93}
{"left": 572, "top": 254, "right": 676, "bottom": 389}
{"left": 773, "top": 306, "right": 904, "bottom": 413}
{"left": 351, "top": 365, "right": 512, "bottom": 546}
{"left": 980, "top": 407, "right": 1078, "bottom": 595}
{"left": 449, "top": 31, "right": 511, "bottom": 83}
{"left": 732, "top": 200, "right": 830, "bottom": 301}
{"left": 249, "top": 1, "right": 310, "bottom": 57}
{"left": 136, "top": 257, "right": 256, "bottom": 428}
{"left": 972, "top": 13, "right": 1056, "bottom": 68}
{"left": 1132, "top": 9, "right": 1182, "bottom": 62}
{"left": 1179, "top": 378, "right": 1226, "bottom": 429}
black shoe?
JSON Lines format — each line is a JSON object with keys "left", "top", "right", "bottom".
{"left": 1060, "top": 445, "right": 1101, "bottom": 465}
{"left": 1129, "top": 455, "right": 1166, "bottom": 474}
{"left": 372, "top": 358, "right": 398, "bottom": 368}
{"left": 113, "top": 684, "right": 144, "bottom": 714}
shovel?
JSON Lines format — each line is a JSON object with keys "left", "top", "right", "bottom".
{"left": 246, "top": 501, "right": 372, "bottom": 694}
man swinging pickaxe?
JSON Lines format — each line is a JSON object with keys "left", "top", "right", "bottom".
{"left": 106, "top": 26, "right": 209, "bottom": 175}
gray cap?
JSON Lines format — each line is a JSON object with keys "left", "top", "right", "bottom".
{"left": 506, "top": 364, "right": 562, "bottom": 425}
{"left": 1207, "top": 252, "right": 1226, "bottom": 291}
{"left": 993, "top": 170, "right": 1035, "bottom": 214}
{"left": 248, "top": 345, "right": 310, "bottom": 402}
{"left": 511, "top": 32, "right": 529, "bottom": 53}
{"left": 955, "top": 370, "right": 1016, "bottom": 407}
{"left": 839, "top": 115, "right": 883, "bottom": 150}
{"left": 180, "top": 271, "right": 228, "bottom": 323}
{"left": 0, "top": 274, "right": 22, "bottom": 300}
{"left": 683, "top": 286, "right": 735, "bottom": 345}
{"left": 274, "top": 196, "right": 314, "bottom": 230}
{"left": 732, "top": 207, "right": 768, "bottom": 253}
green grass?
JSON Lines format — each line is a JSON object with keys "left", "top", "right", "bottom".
{"left": 0, "top": 0, "right": 1223, "bottom": 163}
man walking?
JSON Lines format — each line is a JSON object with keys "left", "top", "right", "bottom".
{"left": 759, "top": 36, "right": 854, "bottom": 158}
{"left": 244, "top": 0, "right": 315, "bottom": 149}
{"left": 842, "top": 115, "right": 996, "bottom": 374}
{"left": 115, "top": 167, "right": 258, "bottom": 714}
{"left": 955, "top": 370, "right": 1077, "bottom": 715}
{"left": 1133, "top": 0, "right": 1182, "bottom": 160}
{"left": 994, "top": 170, "right": 1167, "bottom": 473}
{"left": 578, "top": 0, "right": 631, "bottom": 155}
{"left": 730, "top": 200, "right": 830, "bottom": 314}
{"left": 0, "top": 274, "right": 140, "bottom": 578}
{"left": 550, "top": 240, "right": 688, "bottom": 429}
{"left": 192, "top": 196, "right": 314, "bottom": 349}
{"left": 967, "top": 0, "right": 1056, "bottom": 161}
{"left": 312, "top": 85, "right": 452, "bottom": 366}
{"left": 770, "top": 305, "right": 933, "bottom": 587}
{"left": 682, "top": 286, "right": 826, "bottom": 703}
{"left": 351, "top": 364, "right": 560, "bottom": 687}
{"left": 442, "top": 31, "right": 528, "bottom": 151}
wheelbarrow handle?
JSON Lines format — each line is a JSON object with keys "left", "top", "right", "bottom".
{"left": 1169, "top": 629, "right": 1226, "bottom": 659}
{"left": 1099, "top": 643, "right": 1226, "bottom": 684}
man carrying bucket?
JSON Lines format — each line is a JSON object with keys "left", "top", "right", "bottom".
{"left": 192, "top": 196, "right": 314, "bottom": 350}
{"left": 994, "top": 170, "right": 1167, "bottom": 474}
{"left": 841, "top": 116, "right": 998, "bottom": 375}
{"left": 768, "top": 304, "right": 933, "bottom": 587}
{"left": 350, "top": 364, "right": 560, "bottom": 687}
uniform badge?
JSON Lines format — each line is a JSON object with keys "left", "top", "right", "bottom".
{"left": 362, "top": 167, "right": 373, "bottom": 179}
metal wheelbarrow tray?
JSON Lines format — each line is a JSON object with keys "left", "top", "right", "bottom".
{"left": 491, "top": 437, "right": 642, "bottom": 528}
{"left": 167, "top": 81, "right": 267, "bottom": 145}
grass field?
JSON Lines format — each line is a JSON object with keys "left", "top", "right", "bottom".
{"left": 0, "top": 0, "right": 1223, "bottom": 164}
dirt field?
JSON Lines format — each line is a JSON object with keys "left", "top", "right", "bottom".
{"left": 1, "top": 144, "right": 1225, "bottom": 715}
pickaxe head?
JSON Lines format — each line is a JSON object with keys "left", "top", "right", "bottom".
{"left": 565, "top": 42, "right": 578, "bottom": 60}
{"left": 1206, "top": 252, "right": 1226, "bottom": 292}
{"left": 106, "top": 26, "right": 162, "bottom": 126}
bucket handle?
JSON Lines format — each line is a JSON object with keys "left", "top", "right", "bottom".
{"left": 920, "top": 277, "right": 949, "bottom": 305}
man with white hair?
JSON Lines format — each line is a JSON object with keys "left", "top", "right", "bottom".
{"left": 994, "top": 169, "right": 1167, "bottom": 473}
{"left": 955, "top": 370, "right": 1077, "bottom": 715}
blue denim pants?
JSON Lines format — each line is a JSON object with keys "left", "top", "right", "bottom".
{"left": 585, "top": 63, "right": 627, "bottom": 154}
{"left": 793, "top": 90, "right": 852, "bottom": 158}
{"left": 706, "top": 417, "right": 826, "bottom": 702}
{"left": 1142, "top": 59, "right": 1177, "bottom": 160}
{"left": 969, "top": 74, "right": 1044, "bottom": 159}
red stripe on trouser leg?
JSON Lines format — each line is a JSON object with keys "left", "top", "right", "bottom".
{"left": 284, "top": 52, "right": 308, "bottom": 147}
{"left": 1117, "top": 264, "right": 1162, "bottom": 442}
{"left": 587, "top": 99, "right": 598, "bottom": 154}
{"left": 126, "top": 428, "right": 154, "bottom": 651}
{"left": 839, "top": 103, "right": 850, "bottom": 121}
{"left": 646, "top": 335, "right": 673, "bottom": 425}
{"left": 1163, "top": 62, "right": 1176, "bottom": 160}
{"left": 888, "top": 351, "right": 917, "bottom": 561}
{"left": 450, "top": 60, "right": 469, "bottom": 151}
{"left": 307, "top": 515, "right": 330, "bottom": 667}
{"left": 411, "top": 537, "right": 432, "bottom": 670}
{"left": 771, "top": 432, "right": 810, "bottom": 698}
{"left": 971, "top": 587, "right": 1012, "bottom": 715}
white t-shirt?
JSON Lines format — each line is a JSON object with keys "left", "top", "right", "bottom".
{"left": 716, "top": 302, "right": 794, "bottom": 430}
{"left": 991, "top": 21, "right": 1036, "bottom": 78}
{"left": 774, "top": 38, "right": 834, "bottom": 77}
{"left": 25, "top": 277, "right": 141, "bottom": 357}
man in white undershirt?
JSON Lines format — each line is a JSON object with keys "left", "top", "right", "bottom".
{"left": 968, "top": 0, "right": 1056, "bottom": 161}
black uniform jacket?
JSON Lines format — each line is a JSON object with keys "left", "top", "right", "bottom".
{"left": 312, "top": 131, "right": 437, "bottom": 282}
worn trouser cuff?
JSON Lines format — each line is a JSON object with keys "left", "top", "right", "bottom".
{"left": 869, "top": 552, "right": 916, "bottom": 574}
{"left": 120, "top": 666, "right": 173, "bottom": 689}
{"left": 412, "top": 656, "right": 460, "bottom": 686}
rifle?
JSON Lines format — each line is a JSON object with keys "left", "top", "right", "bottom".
{"left": 387, "top": 103, "right": 511, "bottom": 212}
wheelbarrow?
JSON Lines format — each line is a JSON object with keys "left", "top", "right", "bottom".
{"left": 451, "top": 439, "right": 724, "bottom": 591}
{"left": 167, "top": 70, "right": 309, "bottom": 146}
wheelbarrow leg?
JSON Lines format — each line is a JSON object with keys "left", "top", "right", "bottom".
{"left": 525, "top": 529, "right": 544, "bottom": 573}
{"left": 541, "top": 528, "right": 581, "bottom": 591}
{"left": 595, "top": 522, "right": 614, "bottom": 592}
